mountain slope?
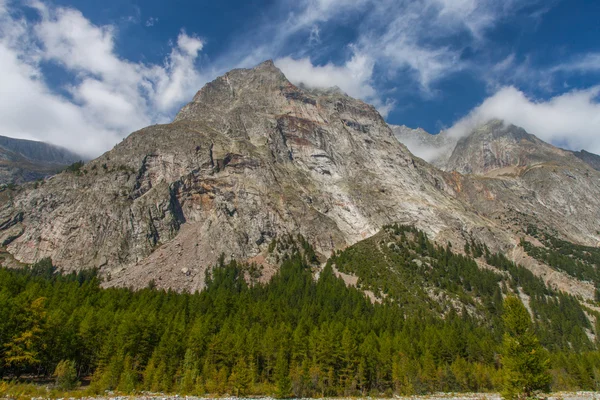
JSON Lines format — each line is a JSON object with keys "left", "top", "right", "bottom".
{"left": 0, "top": 61, "right": 599, "bottom": 297}
{"left": 0, "top": 135, "right": 82, "bottom": 184}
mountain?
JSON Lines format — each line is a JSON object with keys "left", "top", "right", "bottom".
{"left": 571, "top": 149, "right": 600, "bottom": 171}
{"left": 440, "top": 120, "right": 600, "bottom": 266}
{"left": 0, "top": 135, "right": 82, "bottom": 184}
{"left": 389, "top": 125, "right": 455, "bottom": 167}
{"left": 392, "top": 120, "right": 600, "bottom": 174}
{"left": 445, "top": 120, "right": 576, "bottom": 175}
{"left": 1, "top": 61, "right": 599, "bottom": 300}
{"left": 395, "top": 121, "right": 600, "bottom": 254}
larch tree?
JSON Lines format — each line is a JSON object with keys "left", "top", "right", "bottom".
{"left": 501, "top": 296, "right": 551, "bottom": 399}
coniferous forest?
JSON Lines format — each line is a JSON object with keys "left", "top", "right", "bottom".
{"left": 1, "top": 226, "right": 600, "bottom": 398}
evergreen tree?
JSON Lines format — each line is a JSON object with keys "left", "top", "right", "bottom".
{"left": 275, "top": 350, "right": 292, "bottom": 398}
{"left": 53, "top": 359, "right": 79, "bottom": 390}
{"left": 1, "top": 230, "right": 600, "bottom": 396}
{"left": 501, "top": 296, "right": 551, "bottom": 399}
{"left": 228, "top": 357, "right": 252, "bottom": 396}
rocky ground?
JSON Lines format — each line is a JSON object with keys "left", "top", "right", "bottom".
{"left": 21, "top": 392, "right": 600, "bottom": 400}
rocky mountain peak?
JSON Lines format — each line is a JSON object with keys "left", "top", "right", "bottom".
{"left": 0, "top": 60, "right": 424, "bottom": 291}
{"left": 444, "top": 119, "right": 567, "bottom": 175}
{"left": 571, "top": 149, "right": 600, "bottom": 171}
{"left": 469, "top": 119, "right": 533, "bottom": 142}
{"left": 173, "top": 59, "right": 393, "bottom": 147}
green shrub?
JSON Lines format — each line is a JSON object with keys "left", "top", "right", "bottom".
{"left": 64, "top": 161, "right": 84, "bottom": 174}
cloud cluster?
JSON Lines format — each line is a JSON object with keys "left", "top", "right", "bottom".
{"left": 447, "top": 86, "right": 600, "bottom": 154}
{"left": 274, "top": 0, "right": 600, "bottom": 155}
{"left": 268, "top": 0, "right": 544, "bottom": 116}
{"left": 3, "top": 0, "right": 600, "bottom": 159}
{"left": 0, "top": 2, "right": 205, "bottom": 157}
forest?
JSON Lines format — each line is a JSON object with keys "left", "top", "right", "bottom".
{"left": 1, "top": 227, "right": 600, "bottom": 397}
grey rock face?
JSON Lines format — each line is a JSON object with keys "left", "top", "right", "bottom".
{"left": 0, "top": 61, "right": 599, "bottom": 298}
{"left": 0, "top": 135, "right": 82, "bottom": 184}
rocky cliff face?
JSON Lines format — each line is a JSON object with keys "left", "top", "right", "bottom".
{"left": 0, "top": 135, "right": 82, "bottom": 184}
{"left": 1, "top": 61, "right": 599, "bottom": 297}
{"left": 439, "top": 120, "right": 600, "bottom": 250}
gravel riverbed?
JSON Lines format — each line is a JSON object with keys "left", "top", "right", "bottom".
{"left": 25, "top": 392, "right": 600, "bottom": 400}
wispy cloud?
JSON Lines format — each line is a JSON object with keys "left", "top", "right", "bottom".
{"left": 550, "top": 53, "right": 600, "bottom": 73}
{"left": 265, "top": 0, "right": 547, "bottom": 109}
{"left": 145, "top": 17, "right": 158, "bottom": 27}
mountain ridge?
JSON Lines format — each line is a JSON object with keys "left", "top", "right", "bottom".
{"left": 0, "top": 61, "right": 599, "bottom": 300}
{"left": 0, "top": 135, "right": 82, "bottom": 184}
{"left": 393, "top": 119, "right": 600, "bottom": 173}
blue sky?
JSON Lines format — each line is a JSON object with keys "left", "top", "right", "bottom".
{"left": 1, "top": 0, "right": 600, "bottom": 157}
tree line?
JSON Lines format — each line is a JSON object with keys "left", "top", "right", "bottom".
{"left": 0, "top": 230, "right": 599, "bottom": 398}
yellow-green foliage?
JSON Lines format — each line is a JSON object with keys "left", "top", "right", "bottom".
{"left": 0, "top": 226, "right": 599, "bottom": 397}
{"left": 501, "top": 296, "right": 551, "bottom": 399}
{"left": 53, "top": 360, "right": 79, "bottom": 390}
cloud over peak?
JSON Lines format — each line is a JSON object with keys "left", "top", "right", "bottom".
{"left": 448, "top": 86, "right": 600, "bottom": 154}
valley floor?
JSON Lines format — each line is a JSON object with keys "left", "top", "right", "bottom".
{"left": 12, "top": 392, "right": 600, "bottom": 400}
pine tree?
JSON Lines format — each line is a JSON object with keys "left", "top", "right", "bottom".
{"left": 274, "top": 350, "right": 292, "bottom": 398}
{"left": 228, "top": 357, "right": 252, "bottom": 396}
{"left": 501, "top": 296, "right": 551, "bottom": 399}
{"left": 117, "top": 355, "right": 138, "bottom": 393}
{"left": 179, "top": 349, "right": 199, "bottom": 394}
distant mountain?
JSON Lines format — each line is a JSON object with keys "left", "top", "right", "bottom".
{"left": 444, "top": 120, "right": 570, "bottom": 175}
{"left": 392, "top": 120, "right": 600, "bottom": 174}
{"left": 0, "top": 135, "right": 82, "bottom": 184}
{"left": 571, "top": 149, "right": 600, "bottom": 171}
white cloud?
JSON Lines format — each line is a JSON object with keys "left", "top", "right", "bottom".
{"left": 400, "top": 136, "right": 453, "bottom": 163}
{"left": 448, "top": 86, "right": 600, "bottom": 154}
{"left": 276, "top": 53, "right": 375, "bottom": 99}
{"left": 177, "top": 32, "right": 204, "bottom": 56}
{"left": 276, "top": 53, "right": 399, "bottom": 117}
{"left": 0, "top": 2, "right": 205, "bottom": 157}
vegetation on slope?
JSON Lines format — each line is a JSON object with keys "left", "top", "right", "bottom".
{"left": 0, "top": 229, "right": 599, "bottom": 397}
{"left": 521, "top": 225, "right": 600, "bottom": 298}
{"left": 332, "top": 224, "right": 594, "bottom": 352}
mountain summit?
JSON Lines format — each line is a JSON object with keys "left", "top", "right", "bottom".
{"left": 444, "top": 120, "right": 569, "bottom": 175}
{"left": 1, "top": 61, "right": 599, "bottom": 297}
